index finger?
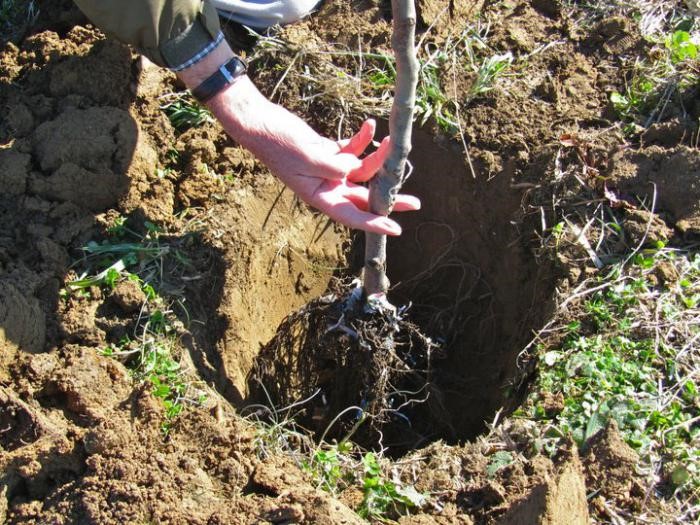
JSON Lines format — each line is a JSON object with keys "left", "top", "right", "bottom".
{"left": 337, "top": 119, "right": 376, "bottom": 156}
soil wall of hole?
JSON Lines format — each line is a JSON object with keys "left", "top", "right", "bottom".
{"left": 377, "top": 125, "right": 556, "bottom": 442}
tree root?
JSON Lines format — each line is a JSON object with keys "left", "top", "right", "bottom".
{"left": 247, "top": 279, "right": 443, "bottom": 449}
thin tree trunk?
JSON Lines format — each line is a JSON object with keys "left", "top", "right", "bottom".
{"left": 363, "top": 0, "right": 419, "bottom": 298}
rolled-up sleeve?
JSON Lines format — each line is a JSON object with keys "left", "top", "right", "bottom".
{"left": 72, "top": 0, "right": 223, "bottom": 70}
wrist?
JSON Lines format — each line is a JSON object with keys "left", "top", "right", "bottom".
{"left": 205, "top": 77, "right": 299, "bottom": 174}
{"left": 176, "top": 40, "right": 236, "bottom": 90}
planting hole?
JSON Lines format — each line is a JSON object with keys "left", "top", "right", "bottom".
{"left": 244, "top": 125, "right": 556, "bottom": 451}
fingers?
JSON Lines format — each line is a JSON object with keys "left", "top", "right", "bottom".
{"left": 342, "top": 183, "right": 421, "bottom": 212}
{"left": 308, "top": 153, "right": 362, "bottom": 180}
{"left": 308, "top": 120, "right": 388, "bottom": 181}
{"left": 347, "top": 136, "right": 390, "bottom": 183}
{"left": 338, "top": 119, "right": 376, "bottom": 156}
{"left": 324, "top": 200, "right": 404, "bottom": 236}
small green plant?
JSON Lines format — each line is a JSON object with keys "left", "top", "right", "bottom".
{"left": 470, "top": 52, "right": 513, "bottom": 97}
{"left": 68, "top": 218, "right": 203, "bottom": 436}
{"left": 141, "top": 341, "right": 187, "bottom": 434}
{"left": 416, "top": 59, "right": 457, "bottom": 132}
{"left": 665, "top": 30, "right": 698, "bottom": 63}
{"left": 486, "top": 450, "right": 514, "bottom": 478}
{"left": 103, "top": 330, "right": 193, "bottom": 436}
{"left": 66, "top": 217, "right": 174, "bottom": 295}
{"left": 523, "top": 250, "right": 700, "bottom": 504}
{"left": 299, "top": 440, "right": 425, "bottom": 521}
{"left": 301, "top": 441, "right": 354, "bottom": 493}
{"left": 161, "top": 92, "right": 214, "bottom": 131}
{"left": 610, "top": 76, "right": 655, "bottom": 118}
{"left": 358, "top": 452, "right": 425, "bottom": 521}
{"left": 610, "top": 28, "right": 699, "bottom": 128}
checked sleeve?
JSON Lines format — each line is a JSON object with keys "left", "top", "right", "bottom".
{"left": 72, "top": 0, "right": 224, "bottom": 70}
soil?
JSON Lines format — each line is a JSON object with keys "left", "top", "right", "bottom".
{"left": 1, "top": 0, "right": 698, "bottom": 523}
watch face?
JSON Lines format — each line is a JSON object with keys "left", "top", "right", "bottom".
{"left": 227, "top": 57, "right": 247, "bottom": 76}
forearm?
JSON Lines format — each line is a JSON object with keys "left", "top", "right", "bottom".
{"left": 175, "top": 31, "right": 418, "bottom": 236}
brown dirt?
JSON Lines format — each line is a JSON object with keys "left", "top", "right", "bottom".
{"left": 0, "top": 0, "right": 696, "bottom": 523}
{"left": 580, "top": 420, "right": 661, "bottom": 522}
{"left": 608, "top": 145, "right": 700, "bottom": 234}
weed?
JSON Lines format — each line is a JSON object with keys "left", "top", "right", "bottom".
{"left": 67, "top": 218, "right": 204, "bottom": 436}
{"left": 301, "top": 441, "right": 354, "bottom": 493}
{"left": 301, "top": 443, "right": 425, "bottom": 521}
{"left": 248, "top": 398, "right": 426, "bottom": 521}
{"left": 248, "top": 20, "right": 517, "bottom": 136}
{"left": 470, "top": 52, "right": 513, "bottom": 97}
{"left": 358, "top": 452, "right": 425, "bottom": 521}
{"left": 486, "top": 450, "right": 514, "bottom": 478}
{"left": 666, "top": 29, "right": 699, "bottom": 63}
{"left": 416, "top": 58, "right": 457, "bottom": 131}
{"left": 609, "top": 27, "right": 699, "bottom": 128}
{"left": 160, "top": 92, "right": 213, "bottom": 132}
{"left": 521, "top": 249, "right": 700, "bottom": 510}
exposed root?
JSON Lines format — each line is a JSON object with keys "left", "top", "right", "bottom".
{"left": 247, "top": 280, "right": 442, "bottom": 449}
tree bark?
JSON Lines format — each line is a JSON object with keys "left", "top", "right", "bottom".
{"left": 363, "top": 0, "right": 419, "bottom": 298}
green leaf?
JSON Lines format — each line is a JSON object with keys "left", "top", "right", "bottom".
{"left": 671, "top": 465, "right": 690, "bottom": 487}
{"left": 610, "top": 92, "right": 627, "bottom": 106}
{"left": 543, "top": 351, "right": 561, "bottom": 366}
{"left": 363, "top": 453, "right": 381, "bottom": 477}
{"left": 104, "top": 267, "right": 121, "bottom": 288}
{"left": 584, "top": 408, "right": 609, "bottom": 442}
{"left": 395, "top": 485, "right": 426, "bottom": 508}
{"left": 152, "top": 384, "right": 171, "bottom": 398}
{"left": 666, "top": 30, "right": 698, "bottom": 63}
{"left": 487, "top": 451, "right": 514, "bottom": 478}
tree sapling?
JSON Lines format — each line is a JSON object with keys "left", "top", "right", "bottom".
{"left": 363, "top": 0, "right": 420, "bottom": 300}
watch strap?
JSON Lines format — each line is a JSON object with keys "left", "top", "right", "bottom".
{"left": 191, "top": 56, "right": 247, "bottom": 103}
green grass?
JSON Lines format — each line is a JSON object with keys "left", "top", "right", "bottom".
{"left": 65, "top": 217, "right": 205, "bottom": 436}
{"left": 248, "top": 21, "right": 517, "bottom": 135}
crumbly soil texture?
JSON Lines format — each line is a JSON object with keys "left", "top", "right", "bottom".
{"left": 1, "top": 0, "right": 698, "bottom": 523}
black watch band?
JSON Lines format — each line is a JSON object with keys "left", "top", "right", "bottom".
{"left": 191, "top": 56, "right": 247, "bottom": 103}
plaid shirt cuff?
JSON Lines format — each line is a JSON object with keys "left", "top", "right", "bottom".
{"left": 169, "top": 31, "right": 225, "bottom": 72}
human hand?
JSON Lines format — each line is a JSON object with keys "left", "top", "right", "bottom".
{"left": 207, "top": 77, "right": 420, "bottom": 235}
{"left": 261, "top": 117, "right": 420, "bottom": 236}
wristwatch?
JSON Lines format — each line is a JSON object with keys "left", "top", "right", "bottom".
{"left": 191, "top": 56, "right": 247, "bottom": 103}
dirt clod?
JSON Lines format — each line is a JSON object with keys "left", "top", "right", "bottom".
{"left": 610, "top": 146, "right": 700, "bottom": 234}
{"left": 110, "top": 279, "right": 146, "bottom": 313}
{"left": 583, "top": 420, "right": 642, "bottom": 508}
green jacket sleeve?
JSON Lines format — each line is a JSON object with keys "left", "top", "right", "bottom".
{"left": 72, "top": 0, "right": 222, "bottom": 69}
